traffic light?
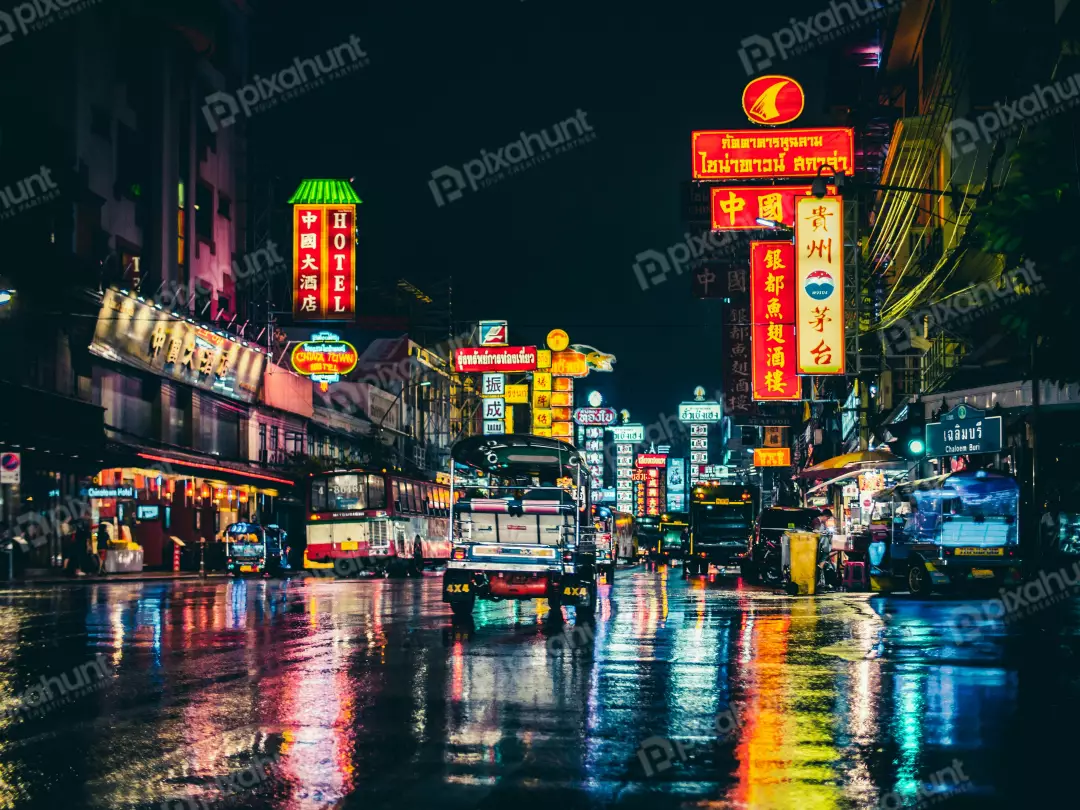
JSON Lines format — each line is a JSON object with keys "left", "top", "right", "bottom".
{"left": 887, "top": 413, "right": 926, "bottom": 460}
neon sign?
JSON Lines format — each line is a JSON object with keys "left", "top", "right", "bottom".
{"left": 290, "top": 331, "right": 359, "bottom": 391}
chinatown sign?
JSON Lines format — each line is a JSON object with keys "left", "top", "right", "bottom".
{"left": 795, "top": 196, "right": 845, "bottom": 374}
{"left": 289, "top": 179, "right": 360, "bottom": 321}
{"left": 742, "top": 75, "right": 805, "bottom": 126}
{"left": 89, "top": 288, "right": 266, "bottom": 404}
{"left": 289, "top": 331, "right": 358, "bottom": 391}
{"left": 753, "top": 448, "right": 792, "bottom": 467}
{"left": 678, "top": 402, "right": 722, "bottom": 423}
{"left": 750, "top": 242, "right": 799, "bottom": 401}
{"left": 925, "top": 404, "right": 1004, "bottom": 458}
{"left": 711, "top": 185, "right": 837, "bottom": 230}
{"left": 453, "top": 346, "right": 538, "bottom": 373}
{"left": 692, "top": 127, "right": 855, "bottom": 180}
{"left": 573, "top": 407, "right": 617, "bottom": 426}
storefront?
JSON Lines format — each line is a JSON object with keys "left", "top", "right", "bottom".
{"left": 92, "top": 458, "right": 292, "bottom": 571}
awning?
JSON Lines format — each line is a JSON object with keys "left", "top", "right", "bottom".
{"left": 798, "top": 450, "right": 909, "bottom": 481}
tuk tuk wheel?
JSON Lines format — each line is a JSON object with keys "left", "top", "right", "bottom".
{"left": 907, "top": 563, "right": 932, "bottom": 596}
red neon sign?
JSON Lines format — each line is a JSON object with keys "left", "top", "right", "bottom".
{"left": 710, "top": 184, "right": 836, "bottom": 231}
{"left": 750, "top": 241, "right": 800, "bottom": 401}
{"left": 292, "top": 204, "right": 356, "bottom": 321}
{"left": 636, "top": 454, "right": 668, "bottom": 468}
{"left": 453, "top": 346, "right": 538, "bottom": 373}
{"left": 692, "top": 128, "right": 855, "bottom": 180}
{"left": 742, "top": 75, "right": 805, "bottom": 126}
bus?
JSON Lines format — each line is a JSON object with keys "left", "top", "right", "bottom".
{"left": 687, "top": 483, "right": 759, "bottom": 576}
{"left": 304, "top": 469, "right": 453, "bottom": 576}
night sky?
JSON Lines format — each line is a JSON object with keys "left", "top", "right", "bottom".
{"left": 253, "top": 0, "right": 829, "bottom": 423}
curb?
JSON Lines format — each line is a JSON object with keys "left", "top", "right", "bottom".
{"left": 4, "top": 573, "right": 231, "bottom": 586}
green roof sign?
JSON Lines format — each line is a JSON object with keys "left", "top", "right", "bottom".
{"left": 287, "top": 179, "right": 362, "bottom": 206}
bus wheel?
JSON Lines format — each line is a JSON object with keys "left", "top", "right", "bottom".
{"left": 907, "top": 563, "right": 932, "bottom": 597}
{"left": 450, "top": 598, "right": 474, "bottom": 619}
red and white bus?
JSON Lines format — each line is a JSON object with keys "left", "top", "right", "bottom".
{"left": 304, "top": 469, "right": 453, "bottom": 576}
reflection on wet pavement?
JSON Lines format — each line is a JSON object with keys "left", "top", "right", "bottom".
{"left": 0, "top": 565, "right": 1077, "bottom": 808}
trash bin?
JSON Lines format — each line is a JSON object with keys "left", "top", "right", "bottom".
{"left": 788, "top": 531, "right": 819, "bottom": 595}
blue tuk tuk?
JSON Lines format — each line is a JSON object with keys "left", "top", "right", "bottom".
{"left": 866, "top": 470, "right": 1022, "bottom": 594}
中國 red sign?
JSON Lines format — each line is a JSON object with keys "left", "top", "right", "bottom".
{"left": 692, "top": 128, "right": 855, "bottom": 180}
{"left": 573, "top": 407, "right": 617, "bottom": 426}
{"left": 710, "top": 185, "right": 837, "bottom": 230}
{"left": 453, "top": 346, "right": 538, "bottom": 373}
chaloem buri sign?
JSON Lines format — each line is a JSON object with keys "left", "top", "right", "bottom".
{"left": 925, "top": 404, "right": 1003, "bottom": 458}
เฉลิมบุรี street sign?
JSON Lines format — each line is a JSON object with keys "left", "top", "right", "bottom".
{"left": 924, "top": 404, "right": 1003, "bottom": 458}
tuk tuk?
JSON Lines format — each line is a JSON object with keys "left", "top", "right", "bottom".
{"left": 224, "top": 522, "right": 291, "bottom": 577}
{"left": 864, "top": 470, "right": 1022, "bottom": 595}
{"left": 443, "top": 435, "right": 599, "bottom": 619}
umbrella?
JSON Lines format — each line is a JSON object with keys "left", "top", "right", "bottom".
{"left": 798, "top": 450, "right": 909, "bottom": 481}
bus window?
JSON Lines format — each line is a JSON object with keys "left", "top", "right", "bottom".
{"left": 438, "top": 487, "right": 449, "bottom": 516}
{"left": 411, "top": 482, "right": 422, "bottom": 514}
{"left": 322, "top": 474, "right": 365, "bottom": 511}
{"left": 311, "top": 478, "right": 328, "bottom": 512}
{"left": 404, "top": 481, "right": 416, "bottom": 514}
{"left": 366, "top": 474, "right": 387, "bottom": 509}
{"left": 392, "top": 479, "right": 403, "bottom": 512}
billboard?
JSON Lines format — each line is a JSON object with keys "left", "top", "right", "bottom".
{"left": 90, "top": 288, "right": 266, "bottom": 404}
{"left": 573, "top": 407, "right": 617, "bottom": 426}
{"left": 636, "top": 454, "right": 667, "bottom": 468}
{"left": 608, "top": 425, "right": 645, "bottom": 443}
{"left": 678, "top": 402, "right": 722, "bottom": 423}
{"left": 750, "top": 241, "right": 800, "bottom": 401}
{"left": 795, "top": 196, "right": 845, "bottom": 374}
{"left": 479, "top": 320, "right": 508, "bottom": 346}
{"left": 453, "top": 346, "right": 538, "bottom": 373}
{"left": 692, "top": 127, "right": 855, "bottom": 180}
{"left": 753, "top": 448, "right": 792, "bottom": 467}
{"left": 666, "top": 457, "right": 686, "bottom": 513}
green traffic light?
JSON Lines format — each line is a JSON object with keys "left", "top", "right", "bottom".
{"left": 908, "top": 438, "right": 925, "bottom": 455}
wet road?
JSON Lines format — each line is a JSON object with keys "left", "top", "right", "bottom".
{"left": 0, "top": 566, "right": 1078, "bottom": 809}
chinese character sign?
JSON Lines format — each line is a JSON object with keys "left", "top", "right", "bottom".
{"left": 482, "top": 373, "right": 506, "bottom": 397}
{"left": 293, "top": 206, "right": 324, "bottom": 319}
{"left": 750, "top": 241, "right": 799, "bottom": 401}
{"left": 293, "top": 204, "right": 356, "bottom": 320}
{"left": 711, "top": 185, "right": 836, "bottom": 230}
{"left": 795, "top": 196, "right": 845, "bottom": 374}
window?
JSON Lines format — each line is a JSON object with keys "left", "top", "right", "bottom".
{"left": 91, "top": 106, "right": 111, "bottom": 139}
{"left": 285, "top": 431, "right": 304, "bottom": 456}
{"left": 312, "top": 474, "right": 366, "bottom": 512}
{"left": 392, "top": 479, "right": 402, "bottom": 512}
{"left": 258, "top": 424, "right": 267, "bottom": 463}
{"left": 195, "top": 182, "right": 213, "bottom": 244}
{"left": 218, "top": 192, "right": 231, "bottom": 220}
{"left": 366, "top": 474, "right": 387, "bottom": 509}
{"left": 270, "top": 425, "right": 279, "bottom": 451}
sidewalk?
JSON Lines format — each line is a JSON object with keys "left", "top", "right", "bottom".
{"left": 8, "top": 570, "right": 229, "bottom": 586}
